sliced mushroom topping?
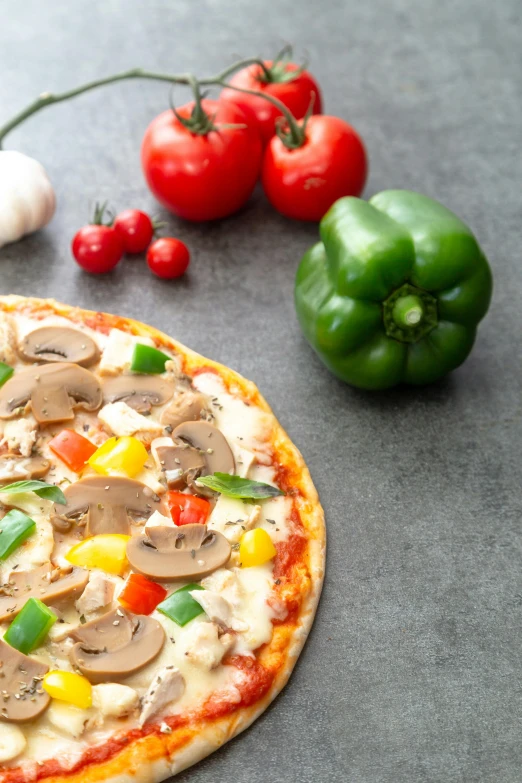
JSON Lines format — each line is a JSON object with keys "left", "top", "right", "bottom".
{"left": 69, "top": 607, "right": 165, "bottom": 683}
{"left": 173, "top": 420, "right": 235, "bottom": 497}
{"left": 51, "top": 476, "right": 167, "bottom": 536}
{"left": 103, "top": 375, "right": 173, "bottom": 414}
{"left": 0, "top": 362, "right": 103, "bottom": 424}
{"left": 126, "top": 523, "right": 231, "bottom": 582}
{"left": 18, "top": 327, "right": 100, "bottom": 367}
{"left": 160, "top": 391, "right": 208, "bottom": 429}
{"left": 0, "top": 454, "right": 50, "bottom": 482}
{"left": 151, "top": 436, "right": 206, "bottom": 490}
{"left": 0, "top": 564, "right": 89, "bottom": 622}
{"left": 0, "top": 639, "right": 51, "bottom": 723}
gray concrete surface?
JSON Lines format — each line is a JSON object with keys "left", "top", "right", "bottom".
{"left": 1, "top": 1, "right": 521, "bottom": 781}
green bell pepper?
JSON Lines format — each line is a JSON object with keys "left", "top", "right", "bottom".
{"left": 295, "top": 190, "right": 493, "bottom": 390}
{"left": 0, "top": 509, "right": 36, "bottom": 560}
{"left": 130, "top": 344, "right": 170, "bottom": 374}
{"left": 0, "top": 362, "right": 14, "bottom": 387}
{"left": 157, "top": 583, "right": 204, "bottom": 627}
{"left": 4, "top": 598, "right": 57, "bottom": 654}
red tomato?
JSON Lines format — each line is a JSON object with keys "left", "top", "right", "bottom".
{"left": 147, "top": 238, "right": 190, "bottom": 279}
{"left": 48, "top": 429, "right": 97, "bottom": 473}
{"left": 113, "top": 210, "right": 154, "bottom": 254}
{"left": 221, "top": 61, "right": 322, "bottom": 145}
{"left": 72, "top": 224, "right": 123, "bottom": 273}
{"left": 167, "top": 491, "right": 211, "bottom": 526}
{"left": 262, "top": 115, "right": 367, "bottom": 222}
{"left": 141, "top": 99, "right": 262, "bottom": 221}
{"left": 118, "top": 574, "right": 167, "bottom": 615}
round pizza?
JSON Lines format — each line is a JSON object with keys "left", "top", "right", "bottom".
{"left": 0, "top": 295, "right": 325, "bottom": 782}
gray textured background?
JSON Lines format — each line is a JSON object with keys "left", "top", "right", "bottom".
{"left": 1, "top": 1, "right": 521, "bottom": 781}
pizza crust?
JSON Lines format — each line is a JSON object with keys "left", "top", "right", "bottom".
{"left": 0, "top": 295, "right": 325, "bottom": 783}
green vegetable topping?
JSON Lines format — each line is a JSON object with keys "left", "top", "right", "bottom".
{"left": 0, "top": 509, "right": 36, "bottom": 560}
{"left": 130, "top": 344, "right": 170, "bottom": 374}
{"left": 0, "top": 362, "right": 14, "bottom": 388}
{"left": 157, "top": 583, "right": 204, "bottom": 627}
{"left": 0, "top": 480, "right": 66, "bottom": 505}
{"left": 196, "top": 473, "right": 284, "bottom": 500}
{"left": 4, "top": 598, "right": 57, "bottom": 654}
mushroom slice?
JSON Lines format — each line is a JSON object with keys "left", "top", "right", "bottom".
{"left": 0, "top": 564, "right": 89, "bottom": 622}
{"left": 126, "top": 523, "right": 231, "bottom": 582}
{"left": 0, "top": 454, "right": 50, "bottom": 482}
{"left": 160, "top": 391, "right": 208, "bottom": 429}
{"left": 69, "top": 607, "right": 165, "bottom": 684}
{"left": 18, "top": 327, "right": 100, "bottom": 367}
{"left": 151, "top": 436, "right": 205, "bottom": 490}
{"left": 0, "top": 639, "right": 51, "bottom": 723}
{"left": 51, "top": 476, "right": 167, "bottom": 537}
{"left": 103, "top": 375, "right": 173, "bottom": 414}
{"left": 0, "top": 362, "right": 103, "bottom": 424}
{"left": 173, "top": 420, "right": 235, "bottom": 497}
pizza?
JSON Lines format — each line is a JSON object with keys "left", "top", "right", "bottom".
{"left": 0, "top": 295, "right": 325, "bottom": 782}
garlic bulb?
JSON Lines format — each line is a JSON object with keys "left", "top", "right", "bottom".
{"left": 0, "top": 150, "right": 56, "bottom": 248}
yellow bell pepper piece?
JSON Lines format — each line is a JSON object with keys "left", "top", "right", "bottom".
{"left": 239, "top": 528, "right": 277, "bottom": 568}
{"left": 66, "top": 534, "right": 130, "bottom": 575}
{"left": 43, "top": 671, "right": 92, "bottom": 709}
{"left": 88, "top": 436, "right": 148, "bottom": 478}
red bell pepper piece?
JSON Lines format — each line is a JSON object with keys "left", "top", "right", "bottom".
{"left": 49, "top": 429, "right": 98, "bottom": 473}
{"left": 118, "top": 573, "right": 167, "bottom": 615}
{"left": 167, "top": 491, "right": 211, "bottom": 526}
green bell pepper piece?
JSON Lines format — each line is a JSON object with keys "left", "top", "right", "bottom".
{"left": 4, "top": 598, "right": 57, "bottom": 654}
{"left": 130, "top": 344, "right": 170, "bottom": 374}
{"left": 157, "top": 583, "right": 204, "bottom": 627}
{"left": 0, "top": 509, "right": 36, "bottom": 560}
{"left": 295, "top": 190, "right": 493, "bottom": 390}
{"left": 0, "top": 362, "right": 14, "bottom": 387}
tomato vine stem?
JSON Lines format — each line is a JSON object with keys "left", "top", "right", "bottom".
{"left": 0, "top": 57, "right": 275, "bottom": 149}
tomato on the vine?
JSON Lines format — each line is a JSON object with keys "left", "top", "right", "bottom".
{"left": 221, "top": 59, "right": 322, "bottom": 145}
{"left": 147, "top": 237, "right": 190, "bottom": 279}
{"left": 141, "top": 99, "right": 262, "bottom": 222}
{"left": 72, "top": 206, "right": 124, "bottom": 274}
{"left": 114, "top": 210, "right": 155, "bottom": 254}
{"left": 262, "top": 115, "right": 368, "bottom": 222}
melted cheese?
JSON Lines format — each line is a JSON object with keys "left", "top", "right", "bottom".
{"left": 0, "top": 315, "right": 293, "bottom": 771}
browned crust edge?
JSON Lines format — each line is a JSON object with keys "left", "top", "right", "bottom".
{"left": 0, "top": 295, "right": 326, "bottom": 783}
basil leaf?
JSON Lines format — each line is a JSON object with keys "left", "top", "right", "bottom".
{"left": 196, "top": 473, "right": 284, "bottom": 501}
{"left": 0, "top": 480, "right": 66, "bottom": 505}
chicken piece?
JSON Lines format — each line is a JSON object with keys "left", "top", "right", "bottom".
{"left": 0, "top": 314, "right": 17, "bottom": 366}
{"left": 189, "top": 589, "right": 247, "bottom": 632}
{"left": 92, "top": 683, "right": 139, "bottom": 719}
{"left": 180, "top": 622, "right": 234, "bottom": 670}
{"left": 1, "top": 416, "right": 38, "bottom": 457}
{"left": 47, "top": 702, "right": 90, "bottom": 739}
{"left": 222, "top": 504, "right": 262, "bottom": 545}
{"left": 98, "top": 329, "right": 155, "bottom": 376}
{"left": 76, "top": 571, "right": 115, "bottom": 616}
{"left": 139, "top": 666, "right": 185, "bottom": 727}
{"left": 0, "top": 723, "right": 26, "bottom": 762}
{"left": 145, "top": 510, "right": 175, "bottom": 531}
{"left": 98, "top": 402, "right": 163, "bottom": 439}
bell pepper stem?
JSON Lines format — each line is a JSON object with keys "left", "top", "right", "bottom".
{"left": 392, "top": 295, "right": 424, "bottom": 328}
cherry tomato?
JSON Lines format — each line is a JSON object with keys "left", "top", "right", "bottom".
{"left": 141, "top": 99, "right": 262, "bottom": 221}
{"left": 221, "top": 60, "right": 322, "bottom": 145}
{"left": 262, "top": 115, "right": 368, "bottom": 222}
{"left": 72, "top": 225, "right": 123, "bottom": 274}
{"left": 147, "top": 238, "right": 190, "bottom": 279}
{"left": 113, "top": 210, "right": 154, "bottom": 254}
